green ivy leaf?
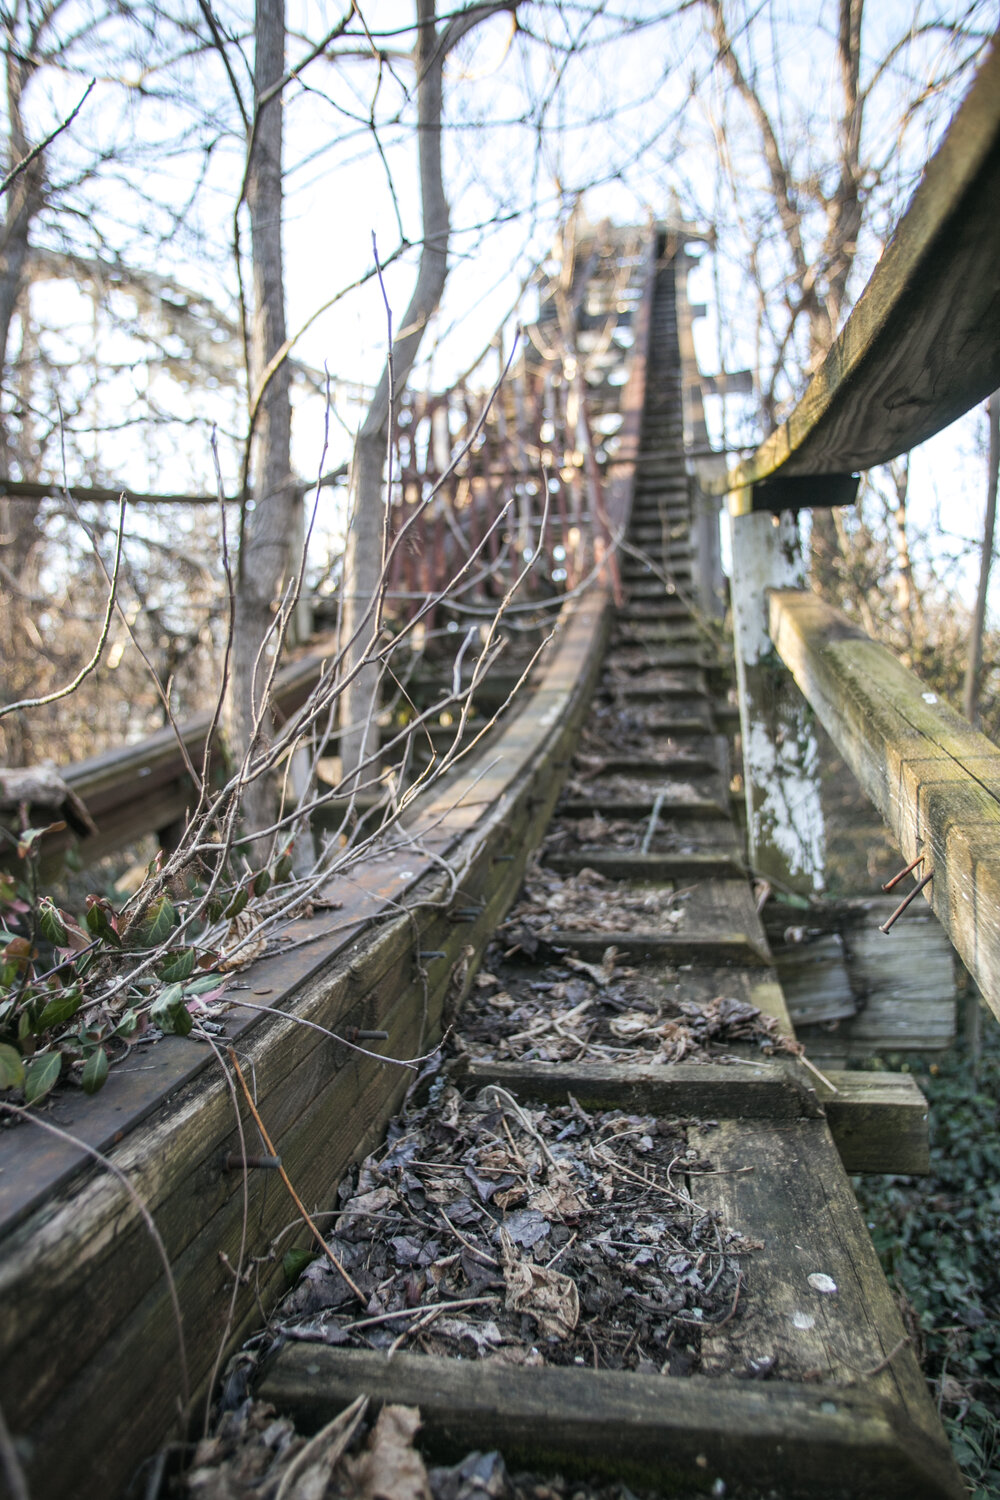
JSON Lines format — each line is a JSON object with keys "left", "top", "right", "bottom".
{"left": 38, "top": 900, "right": 69, "bottom": 947}
{"left": 223, "top": 885, "right": 249, "bottom": 920}
{"left": 282, "top": 1247, "right": 316, "bottom": 1284}
{"left": 160, "top": 947, "right": 196, "bottom": 983}
{"left": 203, "top": 896, "right": 224, "bottom": 923}
{"left": 172, "top": 1001, "right": 193, "bottom": 1037}
{"left": 81, "top": 1046, "right": 109, "bottom": 1095}
{"left": 0, "top": 1043, "right": 24, "bottom": 1090}
{"left": 150, "top": 984, "right": 193, "bottom": 1037}
{"left": 273, "top": 848, "right": 294, "bottom": 884}
{"left": 24, "top": 1051, "right": 61, "bottom": 1104}
{"left": 138, "top": 895, "right": 177, "bottom": 948}
{"left": 183, "top": 975, "right": 224, "bottom": 997}
{"left": 252, "top": 868, "right": 272, "bottom": 898}
{"left": 115, "top": 1008, "right": 140, "bottom": 1038}
{"left": 38, "top": 989, "right": 82, "bottom": 1032}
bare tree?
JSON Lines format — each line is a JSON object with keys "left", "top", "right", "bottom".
{"left": 339, "top": 0, "right": 516, "bottom": 787}
{"left": 224, "top": 0, "right": 295, "bottom": 848}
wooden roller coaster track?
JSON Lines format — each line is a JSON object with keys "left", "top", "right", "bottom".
{"left": 3, "top": 42, "right": 1000, "bottom": 1500}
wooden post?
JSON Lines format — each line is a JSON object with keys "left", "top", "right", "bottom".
{"left": 728, "top": 508, "right": 825, "bottom": 893}
{"left": 674, "top": 247, "right": 725, "bottom": 618}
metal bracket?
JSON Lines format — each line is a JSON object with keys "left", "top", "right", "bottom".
{"left": 750, "top": 471, "right": 860, "bottom": 515}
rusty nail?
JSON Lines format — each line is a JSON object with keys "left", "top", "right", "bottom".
{"left": 419, "top": 950, "right": 446, "bottom": 960}
{"left": 223, "top": 1152, "right": 282, "bottom": 1172}
{"left": 344, "top": 1027, "right": 389, "bottom": 1043}
{"left": 882, "top": 854, "right": 924, "bottom": 893}
{"left": 449, "top": 907, "right": 482, "bottom": 922}
{"left": 494, "top": 855, "right": 514, "bottom": 862}
{"left": 879, "top": 869, "right": 934, "bottom": 933}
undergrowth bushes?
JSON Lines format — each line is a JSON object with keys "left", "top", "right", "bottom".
{"left": 854, "top": 1017, "right": 1000, "bottom": 1499}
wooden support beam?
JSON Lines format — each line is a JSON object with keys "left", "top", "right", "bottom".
{"left": 459, "top": 1060, "right": 929, "bottom": 1175}
{"left": 730, "top": 512, "right": 825, "bottom": 894}
{"left": 716, "top": 40, "right": 1000, "bottom": 511}
{"left": 260, "top": 1330, "right": 962, "bottom": 1499}
{"left": 820, "top": 1071, "right": 929, "bottom": 1176}
{"left": 769, "top": 587, "right": 1000, "bottom": 1022}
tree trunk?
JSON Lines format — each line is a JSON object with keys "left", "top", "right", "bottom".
{"left": 963, "top": 390, "right": 1000, "bottom": 727}
{"left": 339, "top": 0, "right": 451, "bottom": 787}
{"left": 228, "top": 0, "right": 294, "bottom": 848}
{"left": 0, "top": 48, "right": 44, "bottom": 763}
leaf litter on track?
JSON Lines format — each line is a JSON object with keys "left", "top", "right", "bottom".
{"left": 272, "top": 1072, "right": 755, "bottom": 1378}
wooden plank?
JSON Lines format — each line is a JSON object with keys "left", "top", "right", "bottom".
{"left": 542, "top": 929, "right": 770, "bottom": 965}
{"left": 458, "top": 1058, "right": 822, "bottom": 1119}
{"left": 769, "top": 588, "right": 1000, "bottom": 1021}
{"left": 774, "top": 933, "right": 857, "bottom": 1025}
{"left": 729, "top": 509, "right": 825, "bottom": 893}
{"left": 686, "top": 1117, "right": 956, "bottom": 1494}
{"left": 260, "top": 1345, "right": 964, "bottom": 1500}
{"left": 544, "top": 851, "right": 745, "bottom": 880}
{"left": 717, "top": 40, "right": 1000, "bottom": 509}
{"left": 457, "top": 1062, "right": 928, "bottom": 1175}
{"left": 820, "top": 1071, "right": 929, "bottom": 1175}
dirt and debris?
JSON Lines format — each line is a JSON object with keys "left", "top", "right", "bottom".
{"left": 453, "top": 940, "right": 790, "bottom": 1066}
{"left": 500, "top": 864, "right": 693, "bottom": 937}
{"left": 560, "top": 771, "right": 712, "bottom": 805}
{"left": 269, "top": 1075, "right": 750, "bottom": 1376}
{"left": 542, "top": 816, "right": 730, "bottom": 858}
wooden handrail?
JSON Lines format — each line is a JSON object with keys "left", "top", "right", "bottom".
{"left": 769, "top": 588, "right": 1000, "bottom": 1021}
{"left": 717, "top": 39, "right": 1000, "bottom": 514}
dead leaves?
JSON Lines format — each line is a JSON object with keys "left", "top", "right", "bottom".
{"left": 218, "top": 909, "right": 268, "bottom": 972}
{"left": 344, "top": 1405, "right": 431, "bottom": 1500}
{"left": 183, "top": 1397, "right": 433, "bottom": 1500}
{"left": 461, "top": 938, "right": 785, "bottom": 1068}
{"left": 503, "top": 862, "right": 688, "bottom": 939}
{"left": 500, "top": 1228, "right": 579, "bottom": 1340}
{"left": 270, "top": 1077, "right": 746, "bottom": 1374}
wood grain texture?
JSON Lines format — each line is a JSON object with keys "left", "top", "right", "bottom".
{"left": 456, "top": 1062, "right": 929, "bottom": 1175}
{"left": 260, "top": 1344, "right": 964, "bottom": 1500}
{"left": 688, "top": 1116, "right": 941, "bottom": 1436}
{"left": 718, "top": 41, "right": 1000, "bottom": 509}
{"left": 769, "top": 587, "right": 1000, "bottom": 1020}
{"left": 0, "top": 584, "right": 616, "bottom": 1500}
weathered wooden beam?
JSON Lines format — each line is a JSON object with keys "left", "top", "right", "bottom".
{"left": 459, "top": 1060, "right": 929, "bottom": 1175}
{"left": 730, "top": 511, "right": 825, "bottom": 893}
{"left": 820, "top": 1071, "right": 929, "bottom": 1175}
{"left": 260, "top": 1330, "right": 962, "bottom": 1499}
{"left": 769, "top": 587, "right": 1000, "bottom": 1021}
{"left": 717, "top": 40, "right": 1000, "bottom": 512}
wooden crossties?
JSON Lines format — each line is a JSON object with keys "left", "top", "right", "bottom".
{"left": 719, "top": 39, "right": 1000, "bottom": 515}
{"left": 258, "top": 236, "right": 959, "bottom": 1500}
{"left": 770, "top": 587, "right": 1000, "bottom": 1022}
{"left": 0, "top": 226, "right": 963, "bottom": 1500}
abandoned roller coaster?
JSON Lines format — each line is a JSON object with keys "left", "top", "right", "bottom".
{"left": 2, "top": 38, "right": 1000, "bottom": 1500}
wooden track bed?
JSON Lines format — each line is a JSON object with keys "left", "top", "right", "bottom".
{"left": 0, "top": 236, "right": 962, "bottom": 1500}
{"left": 253, "top": 256, "right": 960, "bottom": 1500}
